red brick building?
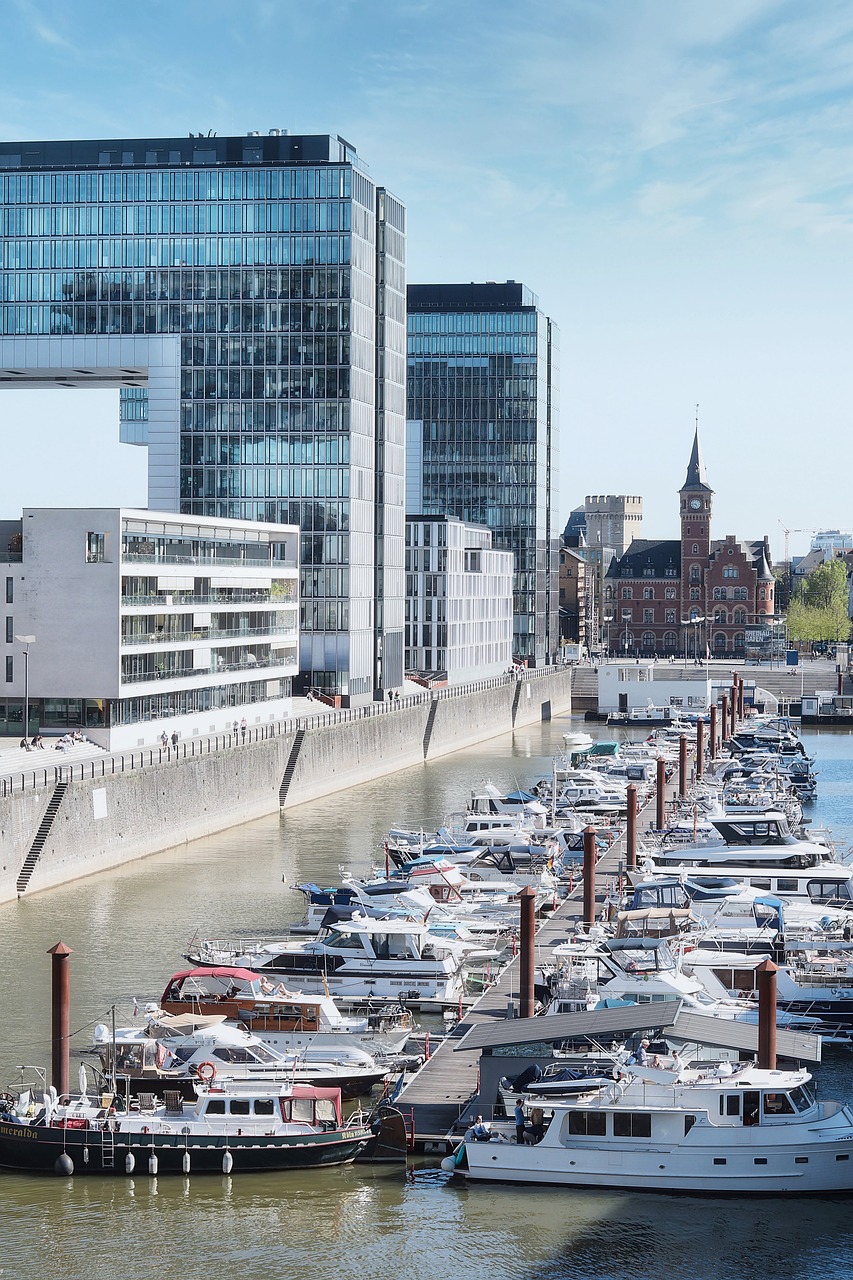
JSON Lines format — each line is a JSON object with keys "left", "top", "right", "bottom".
{"left": 604, "top": 432, "right": 775, "bottom": 658}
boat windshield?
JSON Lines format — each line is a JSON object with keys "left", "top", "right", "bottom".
{"left": 613, "top": 942, "right": 675, "bottom": 975}
{"left": 787, "top": 1084, "right": 815, "bottom": 1112}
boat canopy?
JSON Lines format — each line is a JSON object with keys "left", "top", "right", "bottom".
{"left": 169, "top": 967, "right": 263, "bottom": 985}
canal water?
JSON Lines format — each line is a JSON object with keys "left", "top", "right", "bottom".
{"left": 2, "top": 716, "right": 853, "bottom": 1280}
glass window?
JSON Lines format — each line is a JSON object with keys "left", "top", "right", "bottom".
{"left": 568, "top": 1110, "right": 606, "bottom": 1136}
{"left": 5, "top": 578, "right": 12, "bottom": 604}
{"left": 229, "top": 1099, "right": 251, "bottom": 1115}
{"left": 613, "top": 1112, "right": 652, "bottom": 1138}
{"left": 5, "top": 656, "right": 11, "bottom": 683}
{"left": 5, "top": 617, "right": 11, "bottom": 643}
{"left": 86, "top": 532, "right": 106, "bottom": 563}
{"left": 254, "top": 1099, "right": 275, "bottom": 1115}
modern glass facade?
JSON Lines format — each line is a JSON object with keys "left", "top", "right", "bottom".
{"left": 406, "top": 282, "right": 559, "bottom": 664}
{"left": 0, "top": 133, "right": 406, "bottom": 701}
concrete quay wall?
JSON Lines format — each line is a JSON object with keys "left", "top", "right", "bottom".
{"left": 1, "top": 670, "right": 571, "bottom": 903}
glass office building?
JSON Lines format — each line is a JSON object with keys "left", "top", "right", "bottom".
{"left": 406, "top": 282, "right": 559, "bottom": 664}
{"left": 0, "top": 132, "right": 406, "bottom": 700}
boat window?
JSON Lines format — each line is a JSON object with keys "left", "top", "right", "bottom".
{"left": 776, "top": 879, "right": 798, "bottom": 893}
{"left": 254, "top": 1099, "right": 275, "bottom": 1116}
{"left": 324, "top": 929, "right": 363, "bottom": 950}
{"left": 205, "top": 1099, "right": 226, "bottom": 1115}
{"left": 684, "top": 1115, "right": 696, "bottom": 1135}
{"left": 213, "top": 1047, "right": 257, "bottom": 1064}
{"left": 229, "top": 1100, "right": 251, "bottom": 1115}
{"left": 725, "top": 1094, "right": 741, "bottom": 1117}
{"left": 743, "top": 1091, "right": 760, "bottom": 1126}
{"left": 278, "top": 1099, "right": 291, "bottom": 1122}
{"left": 613, "top": 1112, "right": 652, "bottom": 1138}
{"left": 316, "top": 1098, "right": 337, "bottom": 1124}
{"left": 808, "top": 880, "right": 853, "bottom": 904}
{"left": 763, "top": 1093, "right": 795, "bottom": 1116}
{"left": 749, "top": 879, "right": 772, "bottom": 891}
{"left": 837, "top": 1154, "right": 850, "bottom": 1162}
{"left": 292, "top": 1096, "right": 315, "bottom": 1123}
{"left": 568, "top": 1111, "right": 607, "bottom": 1136}
{"left": 788, "top": 1085, "right": 814, "bottom": 1112}
{"left": 754, "top": 1157, "right": 767, "bottom": 1165}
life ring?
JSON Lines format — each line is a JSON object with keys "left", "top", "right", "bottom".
{"left": 196, "top": 1061, "right": 216, "bottom": 1082}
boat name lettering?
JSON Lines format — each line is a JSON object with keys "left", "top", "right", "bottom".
{"left": 0, "top": 1124, "right": 37, "bottom": 1138}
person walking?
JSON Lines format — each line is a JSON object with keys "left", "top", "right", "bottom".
{"left": 170, "top": 730, "right": 178, "bottom": 750}
{"left": 240, "top": 716, "right": 247, "bottom": 743}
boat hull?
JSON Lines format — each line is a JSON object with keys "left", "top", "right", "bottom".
{"left": 460, "top": 1140, "right": 853, "bottom": 1194}
{"left": 0, "top": 1120, "right": 369, "bottom": 1176}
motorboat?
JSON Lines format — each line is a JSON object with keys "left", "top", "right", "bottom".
{"left": 89, "top": 1014, "right": 390, "bottom": 1098}
{"left": 156, "top": 966, "right": 414, "bottom": 1058}
{"left": 186, "top": 914, "right": 470, "bottom": 1010}
{"left": 447, "top": 1062, "right": 853, "bottom": 1192}
{"left": 0, "top": 1077, "right": 372, "bottom": 1177}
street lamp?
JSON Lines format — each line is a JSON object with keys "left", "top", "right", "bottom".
{"left": 680, "top": 615, "right": 706, "bottom": 666}
{"left": 15, "top": 634, "right": 35, "bottom": 737}
{"left": 603, "top": 614, "right": 614, "bottom": 658}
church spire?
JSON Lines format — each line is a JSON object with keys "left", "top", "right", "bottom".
{"left": 682, "top": 410, "right": 713, "bottom": 492}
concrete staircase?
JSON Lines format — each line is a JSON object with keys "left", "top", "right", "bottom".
{"left": 16, "top": 780, "right": 68, "bottom": 895}
{"left": 278, "top": 729, "right": 306, "bottom": 806}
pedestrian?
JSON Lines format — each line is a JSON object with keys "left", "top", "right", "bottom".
{"left": 240, "top": 716, "right": 247, "bottom": 742}
{"left": 232, "top": 719, "right": 238, "bottom": 737}
{"left": 160, "top": 731, "right": 169, "bottom": 751}
{"left": 514, "top": 1097, "right": 526, "bottom": 1145}
{"left": 170, "top": 730, "right": 178, "bottom": 750}
{"left": 19, "top": 737, "right": 31, "bottom": 752}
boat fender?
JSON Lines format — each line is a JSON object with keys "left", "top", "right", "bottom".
{"left": 148, "top": 1154, "right": 158, "bottom": 1176}
{"left": 182, "top": 1151, "right": 191, "bottom": 1174}
{"left": 125, "top": 1153, "right": 135, "bottom": 1174}
{"left": 222, "top": 1151, "right": 233, "bottom": 1174}
{"left": 83, "top": 1147, "right": 89, "bottom": 1165}
{"left": 54, "top": 1152, "right": 74, "bottom": 1177}
{"left": 142, "top": 1126, "right": 149, "bottom": 1134}
{"left": 440, "top": 1155, "right": 457, "bottom": 1174}
{"left": 196, "top": 1061, "right": 216, "bottom": 1083}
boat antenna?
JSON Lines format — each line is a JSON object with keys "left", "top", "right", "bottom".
{"left": 110, "top": 1003, "right": 117, "bottom": 1094}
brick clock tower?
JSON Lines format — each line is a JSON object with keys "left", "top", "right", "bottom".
{"left": 679, "top": 428, "right": 714, "bottom": 649}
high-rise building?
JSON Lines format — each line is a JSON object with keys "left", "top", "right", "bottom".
{"left": 406, "top": 282, "right": 559, "bottom": 665}
{"left": 0, "top": 132, "right": 406, "bottom": 702}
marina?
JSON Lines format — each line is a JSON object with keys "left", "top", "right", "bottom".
{"left": 4, "top": 711, "right": 853, "bottom": 1278}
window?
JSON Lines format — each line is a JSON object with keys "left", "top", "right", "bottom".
{"left": 725, "top": 1094, "right": 741, "bottom": 1116}
{"left": 5, "top": 617, "right": 11, "bottom": 644}
{"left": 692, "top": 543, "right": 699, "bottom": 554}
{"left": 754, "top": 1157, "right": 768, "bottom": 1165}
{"left": 5, "top": 656, "right": 11, "bottom": 682}
{"left": 229, "top": 1100, "right": 251, "bottom": 1115}
{"left": 690, "top": 565, "right": 701, "bottom": 582}
{"left": 664, "top": 587, "right": 676, "bottom": 599}
{"left": 568, "top": 1111, "right": 606, "bottom": 1136}
{"left": 763, "top": 1093, "right": 795, "bottom": 1116}
{"left": 663, "top": 631, "right": 677, "bottom": 648}
{"left": 4, "top": 577, "right": 11, "bottom": 604}
{"left": 254, "top": 1099, "right": 275, "bottom": 1116}
{"left": 723, "top": 567, "right": 739, "bottom": 579}
{"left": 733, "top": 609, "right": 747, "bottom": 624}
{"left": 86, "top": 532, "right": 106, "bottom": 563}
{"left": 714, "top": 632, "right": 726, "bottom": 649}
{"left": 205, "top": 1099, "right": 226, "bottom": 1115}
{"left": 713, "top": 587, "right": 725, "bottom": 600}
{"left": 684, "top": 1115, "right": 696, "bottom": 1135}
{"left": 642, "top": 631, "right": 655, "bottom": 648}
{"left": 713, "top": 1158, "right": 727, "bottom": 1166}
{"left": 643, "top": 587, "right": 654, "bottom": 600}
{"left": 714, "top": 609, "right": 727, "bottom": 623}
{"left": 665, "top": 610, "right": 676, "bottom": 624}
{"left": 643, "top": 609, "right": 654, "bottom": 623}
{"left": 613, "top": 1112, "right": 652, "bottom": 1138}
{"left": 690, "top": 588, "right": 700, "bottom": 601}
{"left": 622, "top": 587, "right": 633, "bottom": 600}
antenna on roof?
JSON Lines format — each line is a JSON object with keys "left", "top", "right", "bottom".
{"left": 695, "top": 402, "right": 699, "bottom": 430}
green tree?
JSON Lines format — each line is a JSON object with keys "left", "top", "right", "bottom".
{"left": 786, "top": 559, "right": 851, "bottom": 644}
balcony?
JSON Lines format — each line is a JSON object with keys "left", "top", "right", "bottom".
{"left": 121, "top": 624, "right": 298, "bottom": 647}
{"left": 123, "top": 552, "right": 297, "bottom": 569}
{"left": 121, "top": 590, "right": 296, "bottom": 608}
{"left": 120, "top": 653, "right": 297, "bottom": 685}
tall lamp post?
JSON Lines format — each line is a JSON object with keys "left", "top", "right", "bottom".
{"left": 603, "top": 614, "right": 613, "bottom": 658}
{"left": 15, "top": 634, "right": 36, "bottom": 738}
{"left": 681, "top": 615, "right": 706, "bottom": 667}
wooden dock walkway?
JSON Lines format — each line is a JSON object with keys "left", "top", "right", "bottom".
{"left": 395, "top": 778, "right": 674, "bottom": 1146}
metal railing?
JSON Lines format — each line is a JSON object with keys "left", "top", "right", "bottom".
{"left": 121, "top": 625, "right": 298, "bottom": 646}
{"left": 123, "top": 553, "right": 297, "bottom": 569}
{"left": 0, "top": 663, "right": 569, "bottom": 797}
{"left": 121, "top": 592, "right": 296, "bottom": 608}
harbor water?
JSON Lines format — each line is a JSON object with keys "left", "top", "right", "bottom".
{"left": 2, "top": 715, "right": 853, "bottom": 1280}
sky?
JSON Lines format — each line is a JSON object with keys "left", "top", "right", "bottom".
{"left": 1, "top": 0, "right": 851, "bottom": 559}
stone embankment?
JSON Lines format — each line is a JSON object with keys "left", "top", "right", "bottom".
{"left": 0, "top": 668, "right": 571, "bottom": 904}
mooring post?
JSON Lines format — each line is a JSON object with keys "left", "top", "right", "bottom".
{"left": 626, "top": 784, "right": 638, "bottom": 873}
{"left": 656, "top": 757, "right": 666, "bottom": 831}
{"left": 582, "top": 826, "right": 597, "bottom": 929}
{"left": 709, "top": 703, "right": 718, "bottom": 758}
{"left": 49, "top": 941, "right": 72, "bottom": 1098}
{"left": 678, "top": 735, "right": 688, "bottom": 799}
{"left": 517, "top": 886, "right": 537, "bottom": 1019}
{"left": 696, "top": 718, "right": 704, "bottom": 779}
{"left": 756, "top": 958, "right": 778, "bottom": 1071}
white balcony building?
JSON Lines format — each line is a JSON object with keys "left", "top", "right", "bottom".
{"left": 405, "top": 517, "right": 513, "bottom": 684}
{"left": 0, "top": 508, "right": 299, "bottom": 749}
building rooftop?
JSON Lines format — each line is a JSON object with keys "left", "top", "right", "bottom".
{"left": 407, "top": 282, "right": 539, "bottom": 311}
{"left": 0, "top": 133, "right": 361, "bottom": 172}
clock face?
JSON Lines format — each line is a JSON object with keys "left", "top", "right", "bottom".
{"left": 689, "top": 499, "right": 702, "bottom": 510}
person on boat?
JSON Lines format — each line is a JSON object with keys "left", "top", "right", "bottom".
{"left": 514, "top": 1098, "right": 526, "bottom": 1145}
{"left": 472, "top": 1116, "right": 492, "bottom": 1141}
{"left": 670, "top": 1049, "right": 683, "bottom": 1075}
{"left": 528, "top": 1107, "right": 545, "bottom": 1144}
{"left": 635, "top": 1039, "right": 650, "bottom": 1066}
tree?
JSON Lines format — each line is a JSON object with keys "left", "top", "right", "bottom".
{"left": 786, "top": 559, "right": 851, "bottom": 645}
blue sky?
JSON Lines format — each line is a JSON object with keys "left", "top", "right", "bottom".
{"left": 1, "top": 0, "right": 851, "bottom": 558}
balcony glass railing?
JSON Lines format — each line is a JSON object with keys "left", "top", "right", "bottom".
{"left": 121, "top": 591, "right": 296, "bottom": 608}
{"left": 120, "top": 653, "right": 297, "bottom": 685}
{"left": 123, "top": 552, "right": 297, "bottom": 569}
{"left": 121, "top": 624, "right": 298, "bottom": 646}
